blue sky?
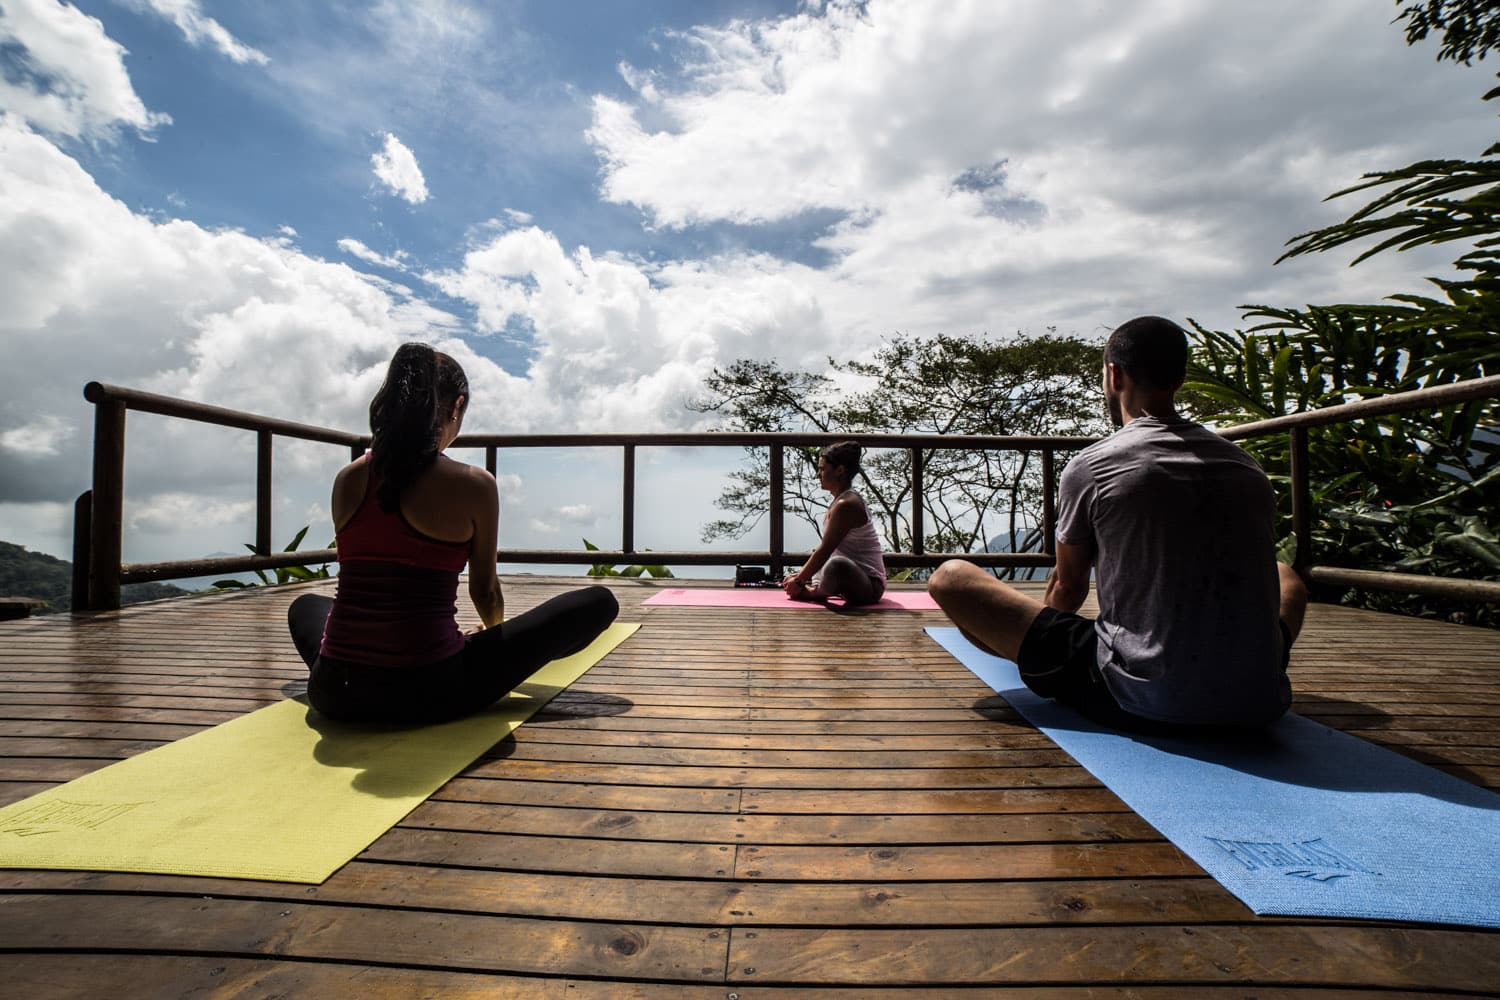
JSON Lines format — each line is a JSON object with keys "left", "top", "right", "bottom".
{"left": 0, "top": 0, "right": 1495, "bottom": 568}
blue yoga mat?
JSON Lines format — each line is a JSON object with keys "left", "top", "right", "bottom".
{"left": 926, "top": 626, "right": 1500, "bottom": 929}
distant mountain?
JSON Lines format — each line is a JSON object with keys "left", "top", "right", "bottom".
{"left": 0, "top": 540, "right": 189, "bottom": 613}
{"left": 985, "top": 529, "right": 1051, "bottom": 580}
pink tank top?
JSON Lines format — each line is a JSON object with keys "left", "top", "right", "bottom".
{"left": 319, "top": 468, "right": 469, "bottom": 667}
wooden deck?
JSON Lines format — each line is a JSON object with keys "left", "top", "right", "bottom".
{"left": 2, "top": 576, "right": 1499, "bottom": 997}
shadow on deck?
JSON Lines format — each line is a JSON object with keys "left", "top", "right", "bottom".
{"left": 1, "top": 576, "right": 1498, "bottom": 996}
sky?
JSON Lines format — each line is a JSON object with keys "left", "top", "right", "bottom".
{"left": 0, "top": 0, "right": 1495, "bottom": 573}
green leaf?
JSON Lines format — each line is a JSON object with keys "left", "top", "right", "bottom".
{"left": 1271, "top": 344, "right": 1293, "bottom": 415}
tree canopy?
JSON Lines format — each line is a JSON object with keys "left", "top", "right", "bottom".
{"left": 1396, "top": 0, "right": 1500, "bottom": 64}
{"left": 689, "top": 332, "right": 1105, "bottom": 573}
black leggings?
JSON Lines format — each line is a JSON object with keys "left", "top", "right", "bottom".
{"left": 287, "top": 586, "right": 619, "bottom": 724}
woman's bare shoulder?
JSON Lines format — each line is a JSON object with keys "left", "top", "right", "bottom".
{"left": 330, "top": 454, "right": 370, "bottom": 527}
{"left": 434, "top": 455, "right": 497, "bottom": 497}
{"left": 334, "top": 452, "right": 370, "bottom": 486}
{"left": 833, "top": 489, "right": 868, "bottom": 511}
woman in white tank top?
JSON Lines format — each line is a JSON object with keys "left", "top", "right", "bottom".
{"left": 783, "top": 441, "right": 888, "bottom": 606}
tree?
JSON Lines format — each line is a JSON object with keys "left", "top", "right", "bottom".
{"left": 1180, "top": 1, "right": 1500, "bottom": 624}
{"left": 1397, "top": 0, "right": 1500, "bottom": 64}
{"left": 689, "top": 331, "right": 1106, "bottom": 575}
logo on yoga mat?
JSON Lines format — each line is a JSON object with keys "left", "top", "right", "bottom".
{"left": 1205, "top": 836, "right": 1378, "bottom": 881}
{"left": 0, "top": 799, "right": 144, "bottom": 838}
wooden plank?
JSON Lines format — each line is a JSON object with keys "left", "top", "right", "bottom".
{"left": 0, "top": 868, "right": 1254, "bottom": 927}
{"left": 742, "top": 787, "right": 1129, "bottom": 814}
{"left": 733, "top": 841, "right": 1197, "bottom": 881}
{"left": 727, "top": 925, "right": 1500, "bottom": 990}
{"left": 461, "top": 758, "right": 1101, "bottom": 789}
{"left": 362, "top": 828, "right": 739, "bottom": 879}
{"left": 0, "top": 954, "right": 724, "bottom": 1000}
{"left": 408, "top": 800, "right": 1163, "bottom": 844}
{"left": 0, "top": 894, "right": 729, "bottom": 982}
{"left": 9, "top": 953, "right": 1470, "bottom": 999}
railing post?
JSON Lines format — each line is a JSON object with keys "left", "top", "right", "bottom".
{"left": 622, "top": 444, "right": 636, "bottom": 557}
{"left": 88, "top": 397, "right": 126, "bottom": 611}
{"left": 769, "top": 444, "right": 784, "bottom": 578}
{"left": 71, "top": 491, "right": 92, "bottom": 612}
{"left": 1041, "top": 447, "right": 1057, "bottom": 556}
{"left": 256, "top": 429, "right": 273, "bottom": 556}
{"left": 910, "top": 447, "right": 924, "bottom": 555}
{"left": 485, "top": 445, "right": 497, "bottom": 478}
{"left": 1289, "top": 426, "right": 1312, "bottom": 572}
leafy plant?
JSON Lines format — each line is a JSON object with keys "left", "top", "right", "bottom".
{"left": 582, "top": 538, "right": 674, "bottom": 578}
{"left": 212, "top": 526, "right": 333, "bottom": 590}
{"left": 689, "top": 331, "right": 1106, "bottom": 580}
{"left": 1179, "top": 1, "right": 1500, "bottom": 625}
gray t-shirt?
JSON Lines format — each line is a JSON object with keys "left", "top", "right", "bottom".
{"left": 1055, "top": 415, "right": 1288, "bottom": 725}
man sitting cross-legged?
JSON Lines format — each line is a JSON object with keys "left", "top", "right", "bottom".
{"left": 928, "top": 315, "right": 1308, "bottom": 730}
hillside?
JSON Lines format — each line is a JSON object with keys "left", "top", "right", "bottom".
{"left": 0, "top": 541, "right": 188, "bottom": 613}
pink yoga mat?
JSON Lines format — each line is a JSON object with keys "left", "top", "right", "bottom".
{"left": 641, "top": 588, "right": 940, "bottom": 610}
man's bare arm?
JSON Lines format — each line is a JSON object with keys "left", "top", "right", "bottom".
{"left": 1044, "top": 539, "right": 1092, "bottom": 613}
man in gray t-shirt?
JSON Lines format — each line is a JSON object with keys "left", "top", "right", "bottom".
{"left": 929, "top": 316, "right": 1307, "bottom": 728}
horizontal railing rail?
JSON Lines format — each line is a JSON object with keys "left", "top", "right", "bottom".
{"left": 1223, "top": 374, "right": 1500, "bottom": 606}
{"left": 75, "top": 373, "right": 1500, "bottom": 611}
{"left": 74, "top": 382, "right": 1090, "bottom": 609}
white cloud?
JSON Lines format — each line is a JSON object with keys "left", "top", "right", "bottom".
{"left": 583, "top": 0, "right": 1485, "bottom": 339}
{"left": 425, "top": 225, "right": 832, "bottom": 431}
{"left": 338, "top": 237, "right": 409, "bottom": 270}
{"left": 371, "top": 132, "right": 430, "bottom": 204}
{"left": 120, "top": 0, "right": 269, "bottom": 65}
{"left": 527, "top": 505, "right": 596, "bottom": 535}
{"left": 128, "top": 492, "right": 254, "bottom": 535}
{"left": 0, "top": 117, "right": 464, "bottom": 520}
{"left": 0, "top": 416, "right": 72, "bottom": 456}
{"left": 0, "top": 0, "right": 171, "bottom": 140}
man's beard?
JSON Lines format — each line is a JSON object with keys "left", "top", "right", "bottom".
{"left": 1105, "top": 392, "right": 1124, "bottom": 429}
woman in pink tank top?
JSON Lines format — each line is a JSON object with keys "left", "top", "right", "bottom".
{"left": 782, "top": 441, "right": 888, "bottom": 606}
{"left": 286, "top": 343, "right": 618, "bottom": 723}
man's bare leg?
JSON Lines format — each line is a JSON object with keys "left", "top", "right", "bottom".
{"left": 1278, "top": 563, "right": 1308, "bottom": 642}
{"left": 927, "top": 559, "right": 1047, "bottom": 661}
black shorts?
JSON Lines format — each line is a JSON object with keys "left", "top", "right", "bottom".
{"left": 1014, "top": 607, "right": 1294, "bottom": 732}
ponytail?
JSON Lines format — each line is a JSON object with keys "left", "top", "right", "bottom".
{"left": 369, "top": 343, "right": 469, "bottom": 511}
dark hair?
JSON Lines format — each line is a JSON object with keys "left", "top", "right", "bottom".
{"left": 820, "top": 441, "right": 863, "bottom": 480}
{"left": 368, "top": 343, "right": 469, "bottom": 512}
{"left": 1104, "top": 316, "right": 1188, "bottom": 391}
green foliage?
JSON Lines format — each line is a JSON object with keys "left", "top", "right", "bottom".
{"left": 1181, "top": 3, "right": 1500, "bottom": 625}
{"left": 582, "top": 539, "right": 674, "bottom": 579}
{"left": 689, "top": 331, "right": 1106, "bottom": 579}
{"left": 1396, "top": 0, "right": 1500, "bottom": 64}
{"left": 1181, "top": 311, "right": 1497, "bottom": 626}
{"left": 0, "top": 540, "right": 188, "bottom": 613}
{"left": 212, "top": 526, "right": 333, "bottom": 590}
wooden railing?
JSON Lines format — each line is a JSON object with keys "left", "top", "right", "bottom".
{"left": 1221, "top": 373, "right": 1500, "bottom": 606}
{"left": 71, "top": 382, "right": 1096, "bottom": 610}
{"left": 73, "top": 375, "right": 1500, "bottom": 611}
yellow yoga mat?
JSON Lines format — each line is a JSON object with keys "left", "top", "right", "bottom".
{"left": 0, "top": 622, "right": 638, "bottom": 884}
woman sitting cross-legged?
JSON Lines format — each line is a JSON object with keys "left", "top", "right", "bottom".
{"left": 287, "top": 342, "right": 618, "bottom": 724}
{"left": 782, "top": 441, "right": 889, "bottom": 606}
